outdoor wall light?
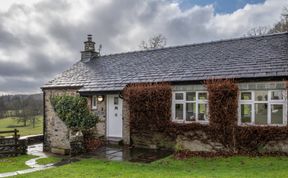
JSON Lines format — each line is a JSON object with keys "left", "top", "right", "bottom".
{"left": 97, "top": 95, "right": 104, "bottom": 102}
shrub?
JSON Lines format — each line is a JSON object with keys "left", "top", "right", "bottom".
{"left": 51, "top": 95, "right": 98, "bottom": 130}
{"left": 205, "top": 79, "right": 239, "bottom": 151}
{"left": 123, "top": 82, "right": 172, "bottom": 132}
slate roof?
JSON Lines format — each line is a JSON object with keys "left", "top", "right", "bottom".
{"left": 43, "top": 32, "right": 288, "bottom": 92}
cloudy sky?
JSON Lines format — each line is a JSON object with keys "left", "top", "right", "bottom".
{"left": 0, "top": 0, "right": 287, "bottom": 94}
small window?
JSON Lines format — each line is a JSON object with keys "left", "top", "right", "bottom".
{"left": 175, "top": 104, "right": 184, "bottom": 120}
{"left": 186, "top": 92, "right": 196, "bottom": 101}
{"left": 198, "top": 92, "right": 207, "bottom": 100}
{"left": 240, "top": 104, "right": 252, "bottom": 123}
{"left": 271, "top": 91, "right": 284, "bottom": 100}
{"left": 271, "top": 104, "right": 283, "bottom": 124}
{"left": 175, "top": 93, "right": 184, "bottom": 100}
{"left": 114, "top": 97, "right": 119, "bottom": 105}
{"left": 241, "top": 92, "right": 252, "bottom": 100}
{"left": 92, "top": 96, "right": 97, "bottom": 110}
{"left": 255, "top": 91, "right": 268, "bottom": 101}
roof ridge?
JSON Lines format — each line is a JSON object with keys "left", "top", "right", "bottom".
{"left": 97, "top": 32, "right": 288, "bottom": 58}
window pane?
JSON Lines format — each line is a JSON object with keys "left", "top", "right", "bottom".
{"left": 175, "top": 104, "right": 184, "bottom": 120}
{"left": 175, "top": 93, "right": 184, "bottom": 100}
{"left": 241, "top": 104, "right": 252, "bottom": 123}
{"left": 92, "top": 96, "right": 97, "bottom": 108}
{"left": 255, "top": 91, "right": 268, "bottom": 101}
{"left": 186, "top": 103, "right": 196, "bottom": 121}
{"left": 241, "top": 92, "right": 251, "bottom": 100}
{"left": 198, "top": 92, "right": 207, "bottom": 100}
{"left": 271, "top": 104, "right": 283, "bottom": 124}
{"left": 186, "top": 92, "right": 196, "bottom": 101}
{"left": 255, "top": 103, "right": 267, "bottom": 124}
{"left": 271, "top": 91, "right": 284, "bottom": 100}
{"left": 114, "top": 97, "right": 119, "bottom": 105}
{"left": 198, "top": 103, "right": 208, "bottom": 121}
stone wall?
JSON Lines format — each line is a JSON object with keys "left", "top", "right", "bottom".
{"left": 123, "top": 100, "right": 130, "bottom": 145}
{"left": 43, "top": 88, "right": 78, "bottom": 153}
{"left": 43, "top": 89, "right": 108, "bottom": 154}
{"left": 87, "top": 96, "right": 106, "bottom": 137}
{"left": 131, "top": 132, "right": 175, "bottom": 150}
{"left": 175, "top": 131, "right": 225, "bottom": 152}
{"left": 130, "top": 130, "right": 226, "bottom": 152}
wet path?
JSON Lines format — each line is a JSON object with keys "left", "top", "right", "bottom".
{"left": 0, "top": 144, "right": 58, "bottom": 177}
{"left": 84, "top": 145, "right": 173, "bottom": 163}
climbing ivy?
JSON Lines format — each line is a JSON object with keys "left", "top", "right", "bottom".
{"left": 51, "top": 95, "right": 98, "bottom": 129}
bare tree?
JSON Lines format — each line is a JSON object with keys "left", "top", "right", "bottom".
{"left": 245, "top": 7, "right": 288, "bottom": 36}
{"left": 139, "top": 34, "right": 167, "bottom": 50}
{"left": 246, "top": 26, "right": 270, "bottom": 37}
{"left": 269, "top": 8, "right": 288, "bottom": 33}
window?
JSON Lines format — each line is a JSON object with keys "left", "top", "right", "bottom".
{"left": 241, "top": 92, "right": 252, "bottom": 100}
{"left": 92, "top": 96, "right": 97, "bottom": 110}
{"left": 173, "top": 91, "right": 208, "bottom": 123}
{"left": 175, "top": 104, "right": 184, "bottom": 120}
{"left": 239, "top": 90, "right": 286, "bottom": 126}
{"left": 240, "top": 104, "right": 252, "bottom": 123}
{"left": 114, "top": 97, "right": 119, "bottom": 105}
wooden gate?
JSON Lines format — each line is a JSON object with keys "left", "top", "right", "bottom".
{"left": 0, "top": 129, "right": 27, "bottom": 157}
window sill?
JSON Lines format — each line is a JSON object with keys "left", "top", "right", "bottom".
{"left": 238, "top": 123, "right": 286, "bottom": 127}
{"left": 172, "top": 120, "right": 209, "bottom": 124}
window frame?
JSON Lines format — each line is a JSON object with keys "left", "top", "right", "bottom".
{"left": 172, "top": 91, "right": 208, "bottom": 123}
{"left": 92, "top": 95, "right": 97, "bottom": 110}
{"left": 238, "top": 90, "right": 287, "bottom": 126}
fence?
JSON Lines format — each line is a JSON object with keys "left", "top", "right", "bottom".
{"left": 0, "top": 129, "right": 27, "bottom": 157}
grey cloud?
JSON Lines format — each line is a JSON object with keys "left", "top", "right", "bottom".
{"left": 0, "top": 0, "right": 285, "bottom": 94}
{"left": 0, "top": 24, "right": 22, "bottom": 49}
{"left": 0, "top": 77, "right": 43, "bottom": 93}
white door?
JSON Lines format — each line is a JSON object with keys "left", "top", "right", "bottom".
{"left": 107, "top": 95, "right": 123, "bottom": 138}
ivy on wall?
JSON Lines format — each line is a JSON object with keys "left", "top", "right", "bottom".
{"left": 123, "top": 80, "right": 288, "bottom": 155}
{"left": 205, "top": 79, "right": 239, "bottom": 151}
{"left": 123, "top": 83, "right": 172, "bottom": 132}
{"left": 51, "top": 95, "right": 98, "bottom": 130}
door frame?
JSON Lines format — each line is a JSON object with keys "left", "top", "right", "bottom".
{"left": 106, "top": 94, "right": 123, "bottom": 138}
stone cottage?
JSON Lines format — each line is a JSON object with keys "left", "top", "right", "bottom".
{"left": 42, "top": 33, "right": 288, "bottom": 154}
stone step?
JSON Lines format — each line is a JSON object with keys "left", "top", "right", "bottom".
{"left": 105, "top": 137, "right": 122, "bottom": 146}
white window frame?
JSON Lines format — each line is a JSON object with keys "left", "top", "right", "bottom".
{"left": 238, "top": 90, "right": 287, "bottom": 126}
{"left": 172, "top": 91, "right": 208, "bottom": 123}
{"left": 92, "top": 95, "right": 97, "bottom": 110}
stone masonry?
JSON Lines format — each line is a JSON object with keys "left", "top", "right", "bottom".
{"left": 43, "top": 89, "right": 107, "bottom": 154}
{"left": 43, "top": 88, "right": 78, "bottom": 154}
{"left": 87, "top": 96, "right": 106, "bottom": 137}
{"left": 122, "top": 100, "right": 130, "bottom": 145}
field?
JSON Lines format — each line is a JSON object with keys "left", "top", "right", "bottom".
{"left": 0, "top": 116, "right": 43, "bottom": 136}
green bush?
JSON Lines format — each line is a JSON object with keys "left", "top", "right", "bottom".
{"left": 51, "top": 95, "right": 98, "bottom": 129}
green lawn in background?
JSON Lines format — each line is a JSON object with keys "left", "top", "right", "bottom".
{"left": 0, "top": 155, "right": 37, "bottom": 173}
{"left": 15, "top": 156, "right": 288, "bottom": 178}
{"left": 0, "top": 116, "right": 43, "bottom": 136}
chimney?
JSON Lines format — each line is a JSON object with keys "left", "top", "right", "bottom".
{"left": 81, "top": 34, "right": 98, "bottom": 62}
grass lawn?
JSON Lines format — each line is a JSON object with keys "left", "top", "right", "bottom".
{"left": 37, "top": 157, "right": 61, "bottom": 165}
{"left": 15, "top": 156, "right": 288, "bottom": 178}
{"left": 0, "top": 155, "right": 37, "bottom": 173}
{"left": 0, "top": 116, "right": 43, "bottom": 136}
